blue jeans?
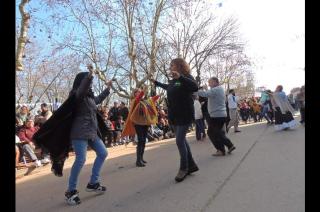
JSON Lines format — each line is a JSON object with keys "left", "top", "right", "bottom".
{"left": 195, "top": 119, "right": 205, "bottom": 140}
{"left": 174, "top": 125, "right": 196, "bottom": 171}
{"left": 261, "top": 105, "right": 271, "bottom": 122}
{"left": 68, "top": 138, "right": 108, "bottom": 191}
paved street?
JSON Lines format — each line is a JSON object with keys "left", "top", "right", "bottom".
{"left": 16, "top": 118, "right": 305, "bottom": 212}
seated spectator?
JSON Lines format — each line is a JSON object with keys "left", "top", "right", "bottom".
{"left": 119, "top": 102, "right": 129, "bottom": 121}
{"left": 102, "top": 113, "right": 115, "bottom": 147}
{"left": 16, "top": 135, "right": 21, "bottom": 168}
{"left": 17, "top": 117, "right": 50, "bottom": 166}
{"left": 114, "top": 116, "right": 125, "bottom": 145}
{"left": 16, "top": 105, "right": 30, "bottom": 127}
{"left": 34, "top": 103, "right": 53, "bottom": 127}
{"left": 157, "top": 118, "right": 170, "bottom": 139}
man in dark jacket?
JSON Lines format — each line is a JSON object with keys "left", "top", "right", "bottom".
{"left": 119, "top": 101, "right": 129, "bottom": 121}
{"left": 108, "top": 101, "right": 120, "bottom": 122}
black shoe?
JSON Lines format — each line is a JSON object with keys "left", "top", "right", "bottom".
{"left": 86, "top": 182, "right": 106, "bottom": 194}
{"left": 228, "top": 146, "right": 236, "bottom": 154}
{"left": 188, "top": 165, "right": 199, "bottom": 175}
{"left": 234, "top": 130, "right": 241, "bottom": 133}
{"left": 141, "top": 159, "right": 147, "bottom": 164}
{"left": 175, "top": 170, "right": 188, "bottom": 182}
{"left": 136, "top": 161, "right": 145, "bottom": 167}
{"left": 65, "top": 190, "right": 81, "bottom": 205}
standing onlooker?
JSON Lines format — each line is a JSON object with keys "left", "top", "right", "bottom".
{"left": 198, "top": 77, "right": 236, "bottom": 156}
{"left": 109, "top": 102, "right": 120, "bottom": 122}
{"left": 296, "top": 85, "right": 305, "bottom": 124}
{"left": 194, "top": 95, "right": 205, "bottom": 141}
{"left": 152, "top": 58, "right": 199, "bottom": 182}
{"left": 227, "top": 89, "right": 241, "bottom": 133}
{"left": 119, "top": 102, "right": 129, "bottom": 121}
{"left": 199, "top": 96, "right": 209, "bottom": 129}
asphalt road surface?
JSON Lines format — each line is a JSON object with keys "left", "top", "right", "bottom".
{"left": 16, "top": 119, "right": 305, "bottom": 212}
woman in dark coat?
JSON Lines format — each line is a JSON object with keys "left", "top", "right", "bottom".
{"left": 64, "top": 65, "right": 112, "bottom": 205}
{"left": 152, "top": 58, "right": 199, "bottom": 183}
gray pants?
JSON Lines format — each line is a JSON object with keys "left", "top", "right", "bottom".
{"left": 22, "top": 144, "right": 38, "bottom": 161}
{"left": 228, "top": 109, "right": 239, "bottom": 131}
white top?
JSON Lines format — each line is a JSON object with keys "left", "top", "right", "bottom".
{"left": 227, "top": 94, "right": 239, "bottom": 109}
{"left": 194, "top": 100, "right": 203, "bottom": 120}
{"left": 15, "top": 135, "right": 21, "bottom": 144}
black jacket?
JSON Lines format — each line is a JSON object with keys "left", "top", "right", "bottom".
{"left": 33, "top": 73, "right": 109, "bottom": 177}
{"left": 154, "top": 74, "right": 198, "bottom": 125}
{"left": 69, "top": 75, "right": 110, "bottom": 140}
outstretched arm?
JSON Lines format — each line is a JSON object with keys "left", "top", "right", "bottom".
{"left": 94, "top": 88, "right": 110, "bottom": 105}
{"left": 154, "top": 80, "right": 169, "bottom": 90}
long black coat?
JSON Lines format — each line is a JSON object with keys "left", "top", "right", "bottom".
{"left": 33, "top": 94, "right": 108, "bottom": 177}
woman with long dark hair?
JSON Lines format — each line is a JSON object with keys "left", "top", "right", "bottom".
{"left": 151, "top": 58, "right": 199, "bottom": 182}
{"left": 64, "top": 65, "right": 112, "bottom": 205}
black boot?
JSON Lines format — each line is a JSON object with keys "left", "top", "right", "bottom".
{"left": 136, "top": 146, "right": 145, "bottom": 167}
{"left": 141, "top": 146, "right": 147, "bottom": 164}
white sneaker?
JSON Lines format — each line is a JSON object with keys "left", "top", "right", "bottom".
{"left": 35, "top": 160, "right": 42, "bottom": 167}
{"left": 41, "top": 158, "right": 50, "bottom": 164}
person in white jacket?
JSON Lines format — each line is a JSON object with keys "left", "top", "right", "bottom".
{"left": 194, "top": 95, "right": 206, "bottom": 141}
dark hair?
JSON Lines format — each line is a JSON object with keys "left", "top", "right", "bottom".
{"left": 210, "top": 77, "right": 219, "bottom": 84}
{"left": 229, "top": 89, "right": 234, "bottom": 94}
{"left": 41, "top": 103, "right": 48, "bottom": 107}
{"left": 70, "top": 72, "right": 94, "bottom": 97}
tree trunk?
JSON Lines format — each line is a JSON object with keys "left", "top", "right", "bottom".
{"left": 16, "top": 0, "right": 31, "bottom": 71}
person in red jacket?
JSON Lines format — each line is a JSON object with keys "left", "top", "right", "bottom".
{"left": 17, "top": 117, "right": 43, "bottom": 169}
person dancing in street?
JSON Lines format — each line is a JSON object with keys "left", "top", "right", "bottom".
{"left": 121, "top": 87, "right": 159, "bottom": 167}
{"left": 198, "top": 77, "right": 236, "bottom": 156}
{"left": 65, "top": 65, "right": 112, "bottom": 205}
{"left": 267, "top": 85, "right": 298, "bottom": 131}
{"left": 151, "top": 58, "right": 199, "bottom": 183}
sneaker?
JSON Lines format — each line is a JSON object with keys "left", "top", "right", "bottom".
{"left": 86, "top": 183, "right": 106, "bottom": 194}
{"left": 65, "top": 190, "right": 81, "bottom": 205}
{"left": 175, "top": 170, "right": 188, "bottom": 182}
{"left": 35, "top": 160, "right": 42, "bottom": 167}
{"left": 41, "top": 158, "right": 50, "bottom": 165}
